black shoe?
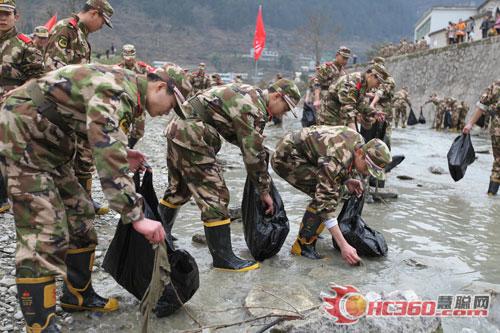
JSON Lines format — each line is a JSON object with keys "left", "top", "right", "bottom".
{"left": 204, "top": 223, "right": 260, "bottom": 271}
{"left": 488, "top": 181, "right": 500, "bottom": 196}
{"left": 17, "top": 277, "right": 60, "bottom": 333}
{"left": 60, "top": 247, "right": 119, "bottom": 313}
{"left": 158, "top": 201, "right": 179, "bottom": 245}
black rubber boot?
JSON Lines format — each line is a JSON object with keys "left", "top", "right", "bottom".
{"left": 0, "top": 173, "right": 10, "bottom": 214}
{"left": 78, "top": 176, "right": 109, "bottom": 216}
{"left": 204, "top": 223, "right": 260, "bottom": 271}
{"left": 158, "top": 201, "right": 179, "bottom": 244}
{"left": 17, "top": 277, "right": 60, "bottom": 333}
{"left": 60, "top": 248, "right": 119, "bottom": 313}
{"left": 488, "top": 181, "right": 500, "bottom": 196}
{"left": 291, "top": 210, "right": 325, "bottom": 259}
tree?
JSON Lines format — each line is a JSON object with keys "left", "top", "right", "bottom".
{"left": 298, "top": 13, "right": 341, "bottom": 66}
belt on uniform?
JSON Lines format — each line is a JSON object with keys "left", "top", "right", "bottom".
{"left": 25, "top": 80, "right": 73, "bottom": 136}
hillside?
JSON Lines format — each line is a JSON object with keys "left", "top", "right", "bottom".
{"left": 15, "top": 0, "right": 473, "bottom": 72}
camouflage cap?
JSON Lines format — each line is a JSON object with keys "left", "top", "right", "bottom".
{"left": 34, "top": 26, "right": 49, "bottom": 38}
{"left": 371, "top": 56, "right": 385, "bottom": 65}
{"left": 337, "top": 46, "right": 352, "bottom": 58}
{"left": 199, "top": 62, "right": 206, "bottom": 69}
{"left": 151, "top": 64, "right": 192, "bottom": 119}
{"left": 362, "top": 139, "right": 392, "bottom": 181}
{"left": 368, "top": 63, "right": 388, "bottom": 84}
{"left": 0, "top": 0, "right": 15, "bottom": 12}
{"left": 269, "top": 79, "right": 301, "bottom": 118}
{"left": 86, "top": 0, "right": 114, "bottom": 28}
{"left": 122, "top": 44, "right": 136, "bottom": 59}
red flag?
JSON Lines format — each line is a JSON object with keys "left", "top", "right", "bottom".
{"left": 44, "top": 15, "right": 57, "bottom": 32}
{"left": 253, "top": 5, "right": 266, "bottom": 62}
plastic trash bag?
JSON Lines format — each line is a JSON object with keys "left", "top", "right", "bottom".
{"left": 360, "top": 120, "right": 387, "bottom": 142}
{"left": 332, "top": 196, "right": 388, "bottom": 257}
{"left": 447, "top": 134, "right": 476, "bottom": 182}
{"left": 407, "top": 107, "right": 418, "bottom": 126}
{"left": 241, "top": 176, "right": 289, "bottom": 261}
{"left": 102, "top": 170, "right": 199, "bottom": 316}
{"left": 301, "top": 102, "right": 317, "bottom": 128}
{"left": 418, "top": 109, "right": 426, "bottom": 124}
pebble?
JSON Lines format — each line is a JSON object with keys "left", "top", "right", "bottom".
{"left": 64, "top": 316, "right": 74, "bottom": 325}
{"left": 429, "top": 166, "right": 446, "bottom": 175}
{"left": 0, "top": 277, "right": 15, "bottom": 287}
{"left": 14, "top": 311, "right": 22, "bottom": 320}
{"left": 191, "top": 233, "right": 207, "bottom": 245}
{"left": 8, "top": 286, "right": 17, "bottom": 296}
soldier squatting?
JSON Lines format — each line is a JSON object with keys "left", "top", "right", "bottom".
{"left": 0, "top": 0, "right": 498, "bottom": 332}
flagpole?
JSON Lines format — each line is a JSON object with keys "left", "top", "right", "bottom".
{"left": 254, "top": 60, "right": 258, "bottom": 83}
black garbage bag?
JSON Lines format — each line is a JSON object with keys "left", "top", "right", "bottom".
{"left": 418, "top": 109, "right": 426, "bottom": 124}
{"left": 102, "top": 170, "right": 199, "bottom": 315}
{"left": 477, "top": 114, "right": 485, "bottom": 128}
{"left": 332, "top": 196, "right": 388, "bottom": 257}
{"left": 444, "top": 111, "right": 452, "bottom": 129}
{"left": 360, "top": 120, "right": 387, "bottom": 142}
{"left": 241, "top": 176, "right": 289, "bottom": 261}
{"left": 447, "top": 134, "right": 476, "bottom": 182}
{"left": 407, "top": 108, "right": 418, "bottom": 126}
{"left": 301, "top": 102, "right": 317, "bottom": 128}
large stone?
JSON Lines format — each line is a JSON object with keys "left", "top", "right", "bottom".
{"left": 244, "top": 283, "right": 318, "bottom": 317}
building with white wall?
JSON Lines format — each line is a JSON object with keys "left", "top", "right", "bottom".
{"left": 414, "top": 6, "right": 477, "bottom": 41}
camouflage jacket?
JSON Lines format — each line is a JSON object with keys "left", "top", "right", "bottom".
{"left": 0, "top": 64, "right": 147, "bottom": 224}
{"left": 117, "top": 60, "right": 151, "bottom": 75}
{"left": 0, "top": 27, "right": 44, "bottom": 97}
{"left": 373, "top": 76, "right": 396, "bottom": 120}
{"left": 166, "top": 83, "right": 272, "bottom": 194}
{"left": 290, "top": 125, "right": 363, "bottom": 220}
{"left": 44, "top": 15, "right": 91, "bottom": 71}
{"left": 477, "top": 80, "right": 500, "bottom": 136}
{"left": 190, "top": 71, "right": 210, "bottom": 93}
{"left": 317, "top": 72, "right": 372, "bottom": 126}
{"left": 314, "top": 61, "right": 346, "bottom": 91}
{"left": 393, "top": 89, "right": 411, "bottom": 108}
{"left": 424, "top": 97, "right": 442, "bottom": 110}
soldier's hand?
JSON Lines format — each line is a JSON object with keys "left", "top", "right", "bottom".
{"left": 345, "top": 179, "right": 364, "bottom": 197}
{"left": 463, "top": 124, "right": 472, "bottom": 134}
{"left": 260, "top": 192, "right": 274, "bottom": 215}
{"left": 374, "top": 111, "right": 385, "bottom": 122}
{"left": 133, "top": 218, "right": 166, "bottom": 244}
{"left": 127, "top": 149, "right": 147, "bottom": 172}
{"left": 313, "top": 100, "right": 321, "bottom": 109}
{"left": 340, "top": 243, "right": 361, "bottom": 265}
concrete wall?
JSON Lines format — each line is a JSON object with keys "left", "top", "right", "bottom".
{"left": 352, "top": 36, "right": 500, "bottom": 120}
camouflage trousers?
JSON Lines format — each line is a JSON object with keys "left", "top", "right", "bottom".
{"left": 394, "top": 105, "right": 407, "bottom": 128}
{"left": 270, "top": 133, "right": 324, "bottom": 213}
{"left": 451, "top": 112, "right": 460, "bottom": 130}
{"left": 435, "top": 109, "right": 444, "bottom": 130}
{"left": 0, "top": 158, "right": 97, "bottom": 278}
{"left": 161, "top": 135, "right": 230, "bottom": 225}
{"left": 492, "top": 136, "right": 500, "bottom": 183}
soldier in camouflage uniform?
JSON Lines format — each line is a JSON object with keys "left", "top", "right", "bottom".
{"left": 463, "top": 80, "right": 500, "bottom": 195}
{"left": 393, "top": 87, "right": 412, "bottom": 128}
{"left": 0, "top": 0, "right": 44, "bottom": 214}
{"left": 317, "top": 64, "right": 388, "bottom": 129}
{"left": 271, "top": 126, "right": 391, "bottom": 264}
{"left": 189, "top": 62, "right": 211, "bottom": 94}
{"left": 422, "top": 93, "right": 441, "bottom": 129}
{"left": 117, "top": 44, "right": 152, "bottom": 75}
{"left": 44, "top": 0, "right": 114, "bottom": 216}
{"left": 32, "top": 26, "right": 49, "bottom": 52}
{"left": 0, "top": 64, "right": 190, "bottom": 331}
{"left": 313, "top": 46, "right": 351, "bottom": 110}
{"left": 234, "top": 74, "right": 243, "bottom": 84}
{"left": 158, "top": 79, "right": 300, "bottom": 272}
{"left": 456, "top": 101, "right": 469, "bottom": 131}
{"left": 449, "top": 98, "right": 460, "bottom": 130}
{"left": 368, "top": 57, "right": 396, "bottom": 148}
{"left": 210, "top": 73, "right": 224, "bottom": 86}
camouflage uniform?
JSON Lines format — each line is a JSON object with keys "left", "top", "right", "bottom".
{"left": 317, "top": 72, "right": 375, "bottom": 127}
{"left": 44, "top": 0, "right": 114, "bottom": 215}
{"left": 0, "top": 27, "right": 44, "bottom": 97}
{"left": 159, "top": 80, "right": 300, "bottom": 271}
{"left": 373, "top": 76, "right": 396, "bottom": 147}
{"left": 117, "top": 44, "right": 152, "bottom": 75}
{"left": 0, "top": 64, "right": 146, "bottom": 278}
{"left": 436, "top": 99, "right": 447, "bottom": 130}
{"left": 393, "top": 88, "right": 411, "bottom": 128}
{"left": 423, "top": 95, "right": 441, "bottom": 129}
{"left": 457, "top": 102, "right": 469, "bottom": 130}
{"left": 271, "top": 126, "right": 391, "bottom": 258}
{"left": 314, "top": 61, "right": 347, "bottom": 102}
{"left": 190, "top": 63, "right": 210, "bottom": 95}
{"left": 477, "top": 81, "right": 500, "bottom": 183}
{"left": 449, "top": 98, "right": 459, "bottom": 130}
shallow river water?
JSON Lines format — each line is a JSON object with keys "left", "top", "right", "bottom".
{"left": 7, "top": 113, "right": 500, "bottom": 332}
